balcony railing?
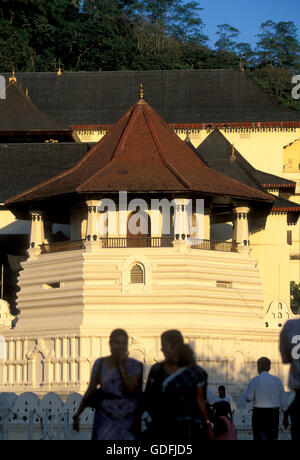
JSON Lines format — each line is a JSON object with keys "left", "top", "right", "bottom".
{"left": 189, "top": 239, "right": 238, "bottom": 253}
{"left": 40, "top": 240, "right": 85, "bottom": 254}
{"left": 99, "top": 237, "right": 174, "bottom": 248}
{"left": 39, "top": 238, "right": 238, "bottom": 253}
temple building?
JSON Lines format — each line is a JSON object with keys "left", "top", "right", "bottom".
{"left": 0, "top": 70, "right": 299, "bottom": 398}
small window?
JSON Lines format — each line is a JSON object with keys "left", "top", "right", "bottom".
{"left": 216, "top": 281, "right": 232, "bottom": 288}
{"left": 287, "top": 231, "right": 292, "bottom": 246}
{"left": 130, "top": 264, "right": 144, "bottom": 284}
{"left": 43, "top": 282, "right": 61, "bottom": 289}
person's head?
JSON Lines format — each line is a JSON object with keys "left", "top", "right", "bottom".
{"left": 257, "top": 357, "right": 271, "bottom": 374}
{"left": 109, "top": 329, "right": 128, "bottom": 358}
{"left": 177, "top": 344, "right": 196, "bottom": 367}
{"left": 161, "top": 330, "right": 184, "bottom": 362}
{"left": 218, "top": 385, "right": 226, "bottom": 397}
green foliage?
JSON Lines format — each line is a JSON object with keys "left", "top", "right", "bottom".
{"left": 290, "top": 281, "right": 300, "bottom": 315}
{"left": 252, "top": 67, "right": 300, "bottom": 112}
{"left": 256, "top": 20, "right": 300, "bottom": 71}
{"left": 0, "top": 19, "right": 35, "bottom": 71}
{"left": 215, "top": 24, "right": 240, "bottom": 53}
{"left": 0, "top": 0, "right": 299, "bottom": 111}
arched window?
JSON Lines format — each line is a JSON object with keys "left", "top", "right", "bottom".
{"left": 130, "top": 264, "right": 144, "bottom": 284}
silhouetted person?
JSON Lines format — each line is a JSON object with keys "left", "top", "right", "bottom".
{"left": 143, "top": 330, "right": 214, "bottom": 441}
{"left": 280, "top": 318, "right": 300, "bottom": 440}
{"left": 245, "top": 357, "right": 288, "bottom": 440}
{"left": 213, "top": 400, "right": 238, "bottom": 441}
{"left": 73, "top": 329, "right": 143, "bottom": 440}
{"left": 213, "top": 386, "right": 233, "bottom": 419}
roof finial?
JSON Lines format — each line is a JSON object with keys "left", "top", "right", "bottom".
{"left": 239, "top": 57, "right": 245, "bottom": 72}
{"left": 25, "top": 87, "right": 30, "bottom": 99}
{"left": 57, "top": 59, "right": 62, "bottom": 75}
{"left": 9, "top": 67, "right": 17, "bottom": 83}
{"left": 138, "top": 82, "right": 145, "bottom": 103}
{"left": 230, "top": 144, "right": 236, "bottom": 162}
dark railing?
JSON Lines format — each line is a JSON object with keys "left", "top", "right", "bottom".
{"left": 100, "top": 237, "right": 173, "bottom": 248}
{"left": 39, "top": 238, "right": 237, "bottom": 253}
{"left": 40, "top": 240, "right": 85, "bottom": 254}
{"left": 189, "top": 239, "right": 238, "bottom": 253}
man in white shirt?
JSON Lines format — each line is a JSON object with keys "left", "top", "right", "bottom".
{"left": 279, "top": 318, "right": 300, "bottom": 440}
{"left": 245, "top": 357, "right": 288, "bottom": 440}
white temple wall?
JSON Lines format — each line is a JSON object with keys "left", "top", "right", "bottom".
{"left": 0, "top": 246, "right": 294, "bottom": 398}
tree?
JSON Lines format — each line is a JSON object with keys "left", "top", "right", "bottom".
{"left": 0, "top": 0, "right": 82, "bottom": 71}
{"left": 256, "top": 20, "right": 300, "bottom": 71}
{"left": 215, "top": 24, "right": 240, "bottom": 53}
{"left": 129, "top": 0, "right": 207, "bottom": 69}
{"left": 235, "top": 42, "right": 256, "bottom": 68}
{"left": 167, "top": 1, "right": 208, "bottom": 45}
{"left": 78, "top": 0, "right": 141, "bottom": 70}
{"left": 0, "top": 19, "right": 35, "bottom": 71}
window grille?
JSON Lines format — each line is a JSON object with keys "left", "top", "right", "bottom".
{"left": 216, "top": 281, "right": 232, "bottom": 288}
{"left": 130, "top": 264, "right": 144, "bottom": 284}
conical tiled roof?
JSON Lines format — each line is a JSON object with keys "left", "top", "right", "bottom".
{"left": 6, "top": 96, "right": 274, "bottom": 206}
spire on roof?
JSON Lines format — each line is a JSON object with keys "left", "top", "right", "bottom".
{"left": 25, "top": 88, "right": 30, "bottom": 99}
{"left": 239, "top": 57, "right": 245, "bottom": 72}
{"left": 9, "top": 68, "right": 17, "bottom": 83}
{"left": 230, "top": 144, "right": 236, "bottom": 162}
{"left": 57, "top": 59, "right": 62, "bottom": 75}
{"left": 138, "top": 82, "right": 145, "bottom": 104}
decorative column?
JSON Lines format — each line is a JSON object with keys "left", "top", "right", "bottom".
{"left": 173, "top": 198, "right": 190, "bottom": 247}
{"left": 233, "top": 205, "right": 251, "bottom": 251}
{"left": 28, "top": 210, "right": 45, "bottom": 258}
{"left": 85, "top": 200, "right": 100, "bottom": 250}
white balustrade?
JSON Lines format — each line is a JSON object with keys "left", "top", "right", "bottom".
{"left": 0, "top": 391, "right": 292, "bottom": 440}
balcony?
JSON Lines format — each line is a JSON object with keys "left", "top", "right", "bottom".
{"left": 40, "top": 238, "right": 238, "bottom": 254}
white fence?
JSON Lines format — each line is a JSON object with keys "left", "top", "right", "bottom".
{"left": 0, "top": 392, "right": 94, "bottom": 440}
{"left": 0, "top": 392, "right": 291, "bottom": 440}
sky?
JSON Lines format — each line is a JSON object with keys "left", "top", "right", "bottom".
{"left": 197, "top": 0, "right": 300, "bottom": 48}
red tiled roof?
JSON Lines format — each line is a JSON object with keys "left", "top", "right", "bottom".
{"left": 6, "top": 99, "right": 274, "bottom": 205}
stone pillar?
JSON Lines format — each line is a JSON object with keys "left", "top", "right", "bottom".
{"left": 233, "top": 206, "right": 251, "bottom": 251}
{"left": 85, "top": 200, "right": 100, "bottom": 250}
{"left": 28, "top": 210, "right": 45, "bottom": 258}
{"left": 173, "top": 198, "right": 190, "bottom": 246}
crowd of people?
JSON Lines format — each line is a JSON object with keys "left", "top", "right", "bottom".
{"left": 72, "top": 320, "right": 300, "bottom": 441}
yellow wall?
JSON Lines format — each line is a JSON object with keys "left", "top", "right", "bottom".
{"left": 250, "top": 212, "right": 299, "bottom": 312}
{"left": 283, "top": 138, "right": 300, "bottom": 174}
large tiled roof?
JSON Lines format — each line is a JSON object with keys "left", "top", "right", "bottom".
{"left": 3, "top": 70, "right": 300, "bottom": 126}
{"left": 0, "top": 143, "right": 91, "bottom": 202}
{"left": 5, "top": 98, "right": 273, "bottom": 207}
{"left": 0, "top": 81, "right": 74, "bottom": 137}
